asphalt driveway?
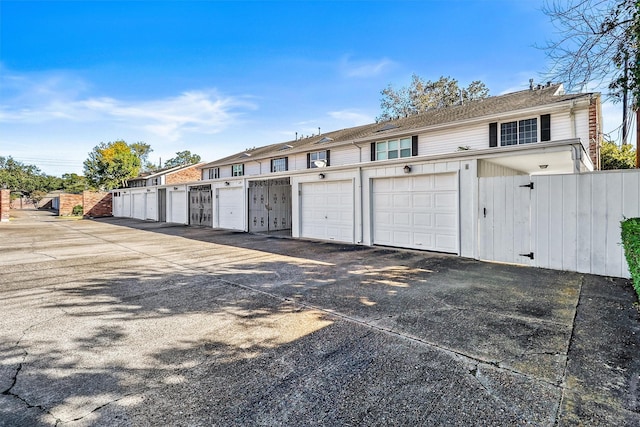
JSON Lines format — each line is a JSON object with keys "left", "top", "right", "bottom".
{"left": 1, "top": 209, "right": 639, "bottom": 426}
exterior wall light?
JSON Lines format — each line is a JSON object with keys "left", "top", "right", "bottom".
{"left": 318, "top": 173, "right": 325, "bottom": 179}
{"left": 173, "top": 187, "right": 178, "bottom": 190}
{"left": 403, "top": 165, "right": 412, "bottom": 173}
{"left": 539, "top": 164, "right": 549, "bottom": 169}
{"left": 224, "top": 181, "right": 230, "bottom": 186}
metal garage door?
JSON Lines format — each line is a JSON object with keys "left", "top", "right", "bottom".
{"left": 300, "top": 180, "right": 354, "bottom": 242}
{"left": 169, "top": 190, "right": 187, "bottom": 224}
{"left": 145, "top": 192, "right": 157, "bottom": 221}
{"left": 132, "top": 193, "right": 145, "bottom": 220}
{"left": 189, "top": 185, "right": 213, "bottom": 226}
{"left": 217, "top": 187, "right": 244, "bottom": 231}
{"left": 372, "top": 173, "right": 458, "bottom": 253}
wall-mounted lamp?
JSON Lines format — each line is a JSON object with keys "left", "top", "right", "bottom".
{"left": 224, "top": 181, "right": 230, "bottom": 186}
{"left": 539, "top": 164, "right": 549, "bottom": 169}
{"left": 403, "top": 165, "right": 412, "bottom": 173}
{"left": 173, "top": 187, "right": 179, "bottom": 190}
{"left": 146, "top": 188, "right": 151, "bottom": 192}
{"left": 318, "top": 173, "right": 325, "bottom": 179}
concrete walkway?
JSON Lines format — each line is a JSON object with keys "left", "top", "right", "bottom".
{"left": 1, "top": 209, "right": 639, "bottom": 426}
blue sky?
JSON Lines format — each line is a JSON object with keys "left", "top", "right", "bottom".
{"left": 0, "top": 0, "right": 627, "bottom": 177}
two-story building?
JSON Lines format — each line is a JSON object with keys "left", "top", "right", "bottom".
{"left": 189, "top": 83, "right": 600, "bottom": 259}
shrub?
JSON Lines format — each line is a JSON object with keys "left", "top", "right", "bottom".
{"left": 72, "top": 204, "right": 83, "bottom": 216}
{"left": 621, "top": 217, "right": 640, "bottom": 300}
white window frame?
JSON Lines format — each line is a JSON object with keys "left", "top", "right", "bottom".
{"left": 500, "top": 118, "right": 538, "bottom": 146}
{"left": 375, "top": 137, "right": 412, "bottom": 160}
{"left": 309, "top": 150, "right": 328, "bottom": 168}
{"left": 232, "top": 164, "right": 244, "bottom": 177}
{"left": 208, "top": 167, "right": 220, "bottom": 179}
{"left": 271, "top": 157, "right": 288, "bottom": 173}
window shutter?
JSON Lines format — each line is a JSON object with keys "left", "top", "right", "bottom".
{"left": 412, "top": 135, "right": 418, "bottom": 156}
{"left": 241, "top": 164, "right": 244, "bottom": 176}
{"left": 326, "top": 150, "right": 330, "bottom": 166}
{"left": 489, "top": 122, "right": 498, "bottom": 147}
{"left": 284, "top": 157, "right": 288, "bottom": 171}
{"left": 306, "top": 153, "right": 311, "bottom": 168}
{"left": 371, "top": 142, "right": 376, "bottom": 161}
{"left": 231, "top": 165, "right": 234, "bottom": 176}
{"left": 541, "top": 114, "right": 551, "bottom": 141}
{"left": 270, "top": 159, "right": 274, "bottom": 172}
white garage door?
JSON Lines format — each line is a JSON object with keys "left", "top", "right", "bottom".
{"left": 145, "top": 192, "right": 157, "bottom": 221}
{"left": 372, "top": 173, "right": 458, "bottom": 253}
{"left": 300, "top": 180, "right": 354, "bottom": 243}
{"left": 217, "top": 187, "right": 244, "bottom": 231}
{"left": 169, "top": 190, "right": 187, "bottom": 224}
{"left": 132, "top": 193, "right": 145, "bottom": 220}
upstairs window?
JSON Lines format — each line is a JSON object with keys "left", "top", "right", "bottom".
{"left": 208, "top": 167, "right": 220, "bottom": 179}
{"left": 491, "top": 116, "right": 548, "bottom": 147}
{"left": 271, "top": 157, "right": 288, "bottom": 173}
{"left": 307, "top": 150, "right": 330, "bottom": 168}
{"left": 377, "top": 138, "right": 411, "bottom": 160}
{"left": 232, "top": 164, "right": 244, "bottom": 177}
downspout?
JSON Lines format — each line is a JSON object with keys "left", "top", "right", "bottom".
{"left": 352, "top": 141, "right": 365, "bottom": 244}
{"left": 571, "top": 144, "right": 583, "bottom": 173}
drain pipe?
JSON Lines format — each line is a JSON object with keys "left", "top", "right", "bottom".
{"left": 352, "top": 141, "right": 365, "bottom": 244}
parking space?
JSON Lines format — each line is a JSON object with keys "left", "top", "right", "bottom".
{"left": 1, "top": 210, "right": 638, "bottom": 425}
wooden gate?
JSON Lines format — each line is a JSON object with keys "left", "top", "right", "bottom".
{"left": 478, "top": 175, "right": 534, "bottom": 266}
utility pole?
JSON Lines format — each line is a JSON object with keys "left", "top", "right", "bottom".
{"left": 623, "top": 57, "right": 628, "bottom": 145}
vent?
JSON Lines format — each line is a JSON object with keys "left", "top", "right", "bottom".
{"left": 316, "top": 137, "right": 334, "bottom": 144}
{"left": 376, "top": 123, "right": 399, "bottom": 132}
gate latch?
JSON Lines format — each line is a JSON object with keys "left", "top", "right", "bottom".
{"left": 519, "top": 182, "right": 534, "bottom": 190}
{"left": 519, "top": 252, "right": 535, "bottom": 260}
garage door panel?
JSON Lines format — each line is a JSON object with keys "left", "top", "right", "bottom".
{"left": 373, "top": 173, "right": 458, "bottom": 253}
{"left": 300, "top": 180, "right": 354, "bottom": 243}
{"left": 435, "top": 174, "right": 457, "bottom": 189}
{"left": 435, "top": 192, "right": 456, "bottom": 208}
{"left": 414, "top": 213, "right": 433, "bottom": 227}
{"left": 218, "top": 188, "right": 244, "bottom": 230}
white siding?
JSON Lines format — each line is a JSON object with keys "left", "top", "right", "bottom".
{"left": 550, "top": 111, "right": 573, "bottom": 141}
{"left": 478, "top": 160, "right": 526, "bottom": 177}
{"left": 420, "top": 123, "right": 487, "bottom": 156}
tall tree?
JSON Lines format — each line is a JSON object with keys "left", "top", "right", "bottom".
{"left": 130, "top": 142, "right": 154, "bottom": 170}
{"left": 0, "top": 156, "right": 62, "bottom": 196}
{"left": 378, "top": 75, "right": 490, "bottom": 121}
{"left": 541, "top": 0, "right": 638, "bottom": 143}
{"left": 83, "top": 141, "right": 142, "bottom": 190}
{"left": 163, "top": 150, "right": 202, "bottom": 168}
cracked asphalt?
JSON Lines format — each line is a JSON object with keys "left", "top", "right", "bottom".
{"left": 1, "top": 209, "right": 639, "bottom": 426}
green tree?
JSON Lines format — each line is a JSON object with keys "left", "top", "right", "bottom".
{"left": 0, "top": 156, "right": 61, "bottom": 196}
{"left": 83, "top": 141, "right": 142, "bottom": 190}
{"left": 378, "top": 75, "right": 490, "bottom": 121}
{"left": 61, "top": 173, "right": 89, "bottom": 193}
{"left": 130, "top": 142, "right": 154, "bottom": 170}
{"left": 600, "top": 140, "right": 636, "bottom": 169}
{"left": 163, "top": 150, "right": 202, "bottom": 168}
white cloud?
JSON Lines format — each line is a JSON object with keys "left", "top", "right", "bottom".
{"left": 340, "top": 56, "right": 395, "bottom": 78}
{"left": 0, "top": 68, "right": 257, "bottom": 141}
{"left": 327, "top": 109, "right": 373, "bottom": 126}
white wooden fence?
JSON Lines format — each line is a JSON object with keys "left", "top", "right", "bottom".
{"left": 479, "top": 169, "right": 640, "bottom": 278}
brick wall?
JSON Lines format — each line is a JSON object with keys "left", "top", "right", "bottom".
{"left": 83, "top": 191, "right": 112, "bottom": 218}
{"left": 166, "top": 165, "right": 201, "bottom": 185}
{"left": 0, "top": 189, "right": 9, "bottom": 222}
{"left": 58, "top": 194, "right": 83, "bottom": 216}
{"left": 588, "top": 95, "right": 602, "bottom": 170}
